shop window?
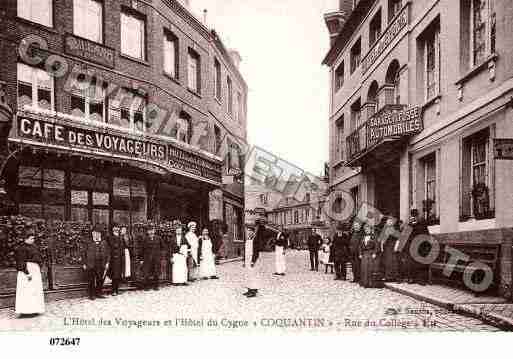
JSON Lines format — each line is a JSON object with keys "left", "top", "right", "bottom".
{"left": 461, "top": 127, "right": 495, "bottom": 220}
{"left": 112, "top": 177, "right": 147, "bottom": 226}
{"left": 74, "top": 0, "right": 103, "bottom": 43}
{"left": 70, "top": 77, "right": 105, "bottom": 122}
{"left": 163, "top": 30, "right": 178, "bottom": 79}
{"left": 350, "top": 38, "right": 361, "bottom": 74}
{"left": 227, "top": 76, "right": 233, "bottom": 116}
{"left": 187, "top": 49, "right": 201, "bottom": 93}
{"left": 70, "top": 173, "right": 109, "bottom": 226}
{"left": 335, "top": 61, "right": 345, "bottom": 92}
{"left": 121, "top": 9, "right": 146, "bottom": 60}
{"left": 17, "top": 63, "right": 54, "bottom": 111}
{"left": 369, "top": 9, "right": 382, "bottom": 46}
{"left": 420, "top": 154, "right": 438, "bottom": 225}
{"left": 418, "top": 18, "right": 441, "bottom": 101}
{"left": 18, "top": 166, "right": 65, "bottom": 220}
{"left": 388, "top": 0, "right": 402, "bottom": 23}
{"left": 18, "top": 0, "right": 53, "bottom": 27}
{"left": 214, "top": 59, "right": 222, "bottom": 100}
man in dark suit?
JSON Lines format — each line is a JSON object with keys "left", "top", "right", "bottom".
{"left": 83, "top": 225, "right": 110, "bottom": 300}
{"left": 139, "top": 225, "right": 163, "bottom": 291}
{"left": 307, "top": 228, "right": 322, "bottom": 271}
{"left": 331, "top": 224, "right": 350, "bottom": 280}
{"left": 350, "top": 220, "right": 363, "bottom": 283}
{"left": 407, "top": 209, "right": 431, "bottom": 285}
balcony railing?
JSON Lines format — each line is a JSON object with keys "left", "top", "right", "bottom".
{"left": 346, "top": 103, "right": 416, "bottom": 163}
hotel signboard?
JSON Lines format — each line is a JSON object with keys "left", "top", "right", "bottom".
{"left": 16, "top": 116, "right": 222, "bottom": 183}
{"left": 64, "top": 34, "right": 115, "bottom": 68}
{"left": 361, "top": 5, "right": 409, "bottom": 75}
{"left": 367, "top": 106, "right": 423, "bottom": 144}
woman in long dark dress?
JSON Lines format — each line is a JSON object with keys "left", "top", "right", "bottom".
{"left": 108, "top": 224, "right": 125, "bottom": 296}
{"left": 380, "top": 217, "right": 400, "bottom": 282}
{"left": 15, "top": 233, "right": 45, "bottom": 317}
{"left": 359, "top": 223, "right": 382, "bottom": 288}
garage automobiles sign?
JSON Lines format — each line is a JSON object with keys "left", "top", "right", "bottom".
{"left": 367, "top": 106, "right": 423, "bottom": 144}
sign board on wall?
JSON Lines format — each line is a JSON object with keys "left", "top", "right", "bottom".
{"left": 64, "top": 34, "right": 115, "bottom": 68}
{"left": 367, "top": 106, "right": 423, "bottom": 144}
{"left": 361, "top": 5, "right": 409, "bottom": 74}
{"left": 16, "top": 116, "right": 222, "bottom": 183}
{"left": 493, "top": 139, "right": 513, "bottom": 160}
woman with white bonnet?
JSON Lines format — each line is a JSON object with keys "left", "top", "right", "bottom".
{"left": 171, "top": 225, "right": 189, "bottom": 286}
{"left": 185, "top": 221, "right": 200, "bottom": 282}
{"left": 15, "top": 228, "right": 45, "bottom": 317}
{"left": 199, "top": 228, "right": 219, "bottom": 280}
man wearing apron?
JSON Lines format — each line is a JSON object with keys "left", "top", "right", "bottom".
{"left": 243, "top": 223, "right": 264, "bottom": 298}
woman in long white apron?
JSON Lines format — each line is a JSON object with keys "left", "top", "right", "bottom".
{"left": 274, "top": 232, "right": 287, "bottom": 276}
{"left": 185, "top": 222, "right": 200, "bottom": 281}
{"left": 15, "top": 234, "right": 45, "bottom": 317}
{"left": 199, "top": 228, "right": 218, "bottom": 279}
{"left": 243, "top": 225, "right": 263, "bottom": 298}
{"left": 171, "top": 226, "right": 189, "bottom": 286}
{"left": 120, "top": 226, "right": 131, "bottom": 279}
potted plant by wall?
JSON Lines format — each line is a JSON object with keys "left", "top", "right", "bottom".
{"left": 471, "top": 182, "right": 490, "bottom": 220}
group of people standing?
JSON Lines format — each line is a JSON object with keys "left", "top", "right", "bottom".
{"left": 305, "top": 210, "right": 431, "bottom": 288}
{"left": 14, "top": 221, "right": 220, "bottom": 318}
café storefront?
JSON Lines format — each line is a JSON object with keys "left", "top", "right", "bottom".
{"left": 0, "top": 109, "right": 223, "bottom": 306}
{"left": 7, "top": 110, "right": 223, "bottom": 226}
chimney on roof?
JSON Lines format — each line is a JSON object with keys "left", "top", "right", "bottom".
{"left": 228, "top": 49, "right": 242, "bottom": 69}
{"left": 324, "top": 0, "right": 353, "bottom": 46}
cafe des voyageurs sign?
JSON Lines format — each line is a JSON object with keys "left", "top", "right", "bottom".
{"left": 15, "top": 116, "right": 222, "bottom": 184}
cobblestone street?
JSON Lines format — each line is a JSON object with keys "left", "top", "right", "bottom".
{"left": 0, "top": 251, "right": 499, "bottom": 333}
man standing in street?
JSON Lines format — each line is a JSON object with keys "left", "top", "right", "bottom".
{"left": 83, "top": 224, "right": 110, "bottom": 300}
{"left": 243, "top": 222, "right": 264, "bottom": 298}
{"left": 331, "top": 223, "right": 350, "bottom": 280}
{"left": 350, "top": 220, "right": 363, "bottom": 283}
{"left": 307, "top": 228, "right": 322, "bottom": 271}
{"left": 139, "top": 225, "right": 163, "bottom": 291}
{"left": 407, "top": 209, "right": 430, "bottom": 285}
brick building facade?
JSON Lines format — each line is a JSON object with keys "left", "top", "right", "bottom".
{"left": 0, "top": 0, "right": 247, "bottom": 262}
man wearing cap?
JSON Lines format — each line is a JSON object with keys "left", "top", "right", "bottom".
{"left": 307, "top": 228, "right": 322, "bottom": 271}
{"left": 83, "top": 224, "right": 110, "bottom": 300}
{"left": 185, "top": 221, "right": 200, "bottom": 282}
{"left": 331, "top": 223, "right": 350, "bottom": 280}
{"left": 139, "top": 225, "right": 163, "bottom": 291}
{"left": 349, "top": 220, "right": 363, "bottom": 283}
{"left": 108, "top": 224, "right": 125, "bottom": 296}
{"left": 406, "top": 209, "right": 430, "bottom": 285}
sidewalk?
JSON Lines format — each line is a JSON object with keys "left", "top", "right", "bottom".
{"left": 385, "top": 282, "right": 513, "bottom": 330}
